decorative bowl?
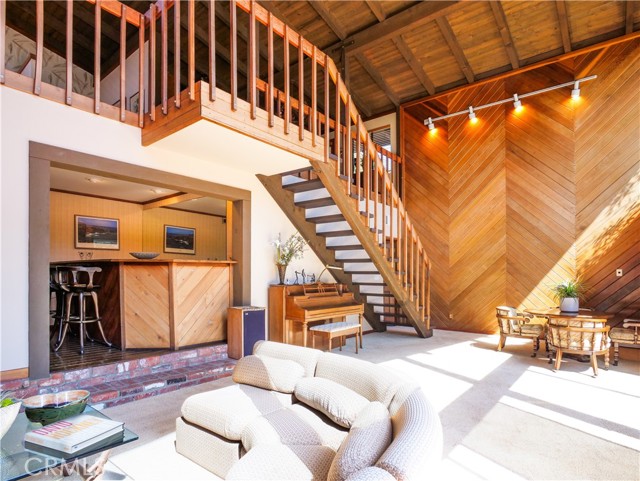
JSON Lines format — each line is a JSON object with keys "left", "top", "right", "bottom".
{"left": 0, "top": 401, "right": 21, "bottom": 438}
{"left": 22, "top": 390, "right": 90, "bottom": 425}
{"left": 129, "top": 252, "right": 160, "bottom": 260}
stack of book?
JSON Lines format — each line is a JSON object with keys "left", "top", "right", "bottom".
{"left": 25, "top": 414, "right": 124, "bottom": 456}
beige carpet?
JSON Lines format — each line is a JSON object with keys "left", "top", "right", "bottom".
{"left": 97, "top": 329, "right": 639, "bottom": 481}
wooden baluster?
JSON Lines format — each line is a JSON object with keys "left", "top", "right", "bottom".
{"left": 208, "top": 0, "right": 216, "bottom": 101}
{"left": 188, "top": 0, "right": 195, "bottom": 101}
{"left": 119, "top": 5, "right": 126, "bottom": 121}
{"left": 389, "top": 182, "right": 394, "bottom": 267}
{"left": 94, "top": 0, "right": 101, "bottom": 113}
{"left": 248, "top": 0, "right": 256, "bottom": 119}
{"left": 174, "top": 0, "right": 180, "bottom": 108}
{"left": 345, "top": 96, "right": 351, "bottom": 197}
{"left": 34, "top": 0, "right": 43, "bottom": 95}
{"left": 410, "top": 232, "right": 415, "bottom": 302}
{"left": 161, "top": 0, "right": 168, "bottom": 114}
{"left": 423, "top": 255, "right": 428, "bottom": 316}
{"left": 65, "top": 0, "right": 73, "bottom": 105}
{"left": 382, "top": 169, "right": 387, "bottom": 260}
{"left": 334, "top": 73, "right": 341, "bottom": 176}
{"left": 365, "top": 137, "right": 371, "bottom": 222}
{"left": 230, "top": 0, "right": 237, "bottom": 111}
{"left": 356, "top": 118, "right": 362, "bottom": 201}
{"left": 396, "top": 201, "right": 402, "bottom": 278}
{"left": 404, "top": 212, "right": 409, "bottom": 287}
{"left": 149, "top": 3, "right": 157, "bottom": 120}
{"left": 425, "top": 259, "right": 430, "bottom": 326}
{"left": 323, "top": 54, "right": 330, "bottom": 162}
{"left": 311, "top": 45, "right": 317, "bottom": 147}
{"left": 373, "top": 148, "right": 378, "bottom": 239}
{"left": 138, "top": 12, "right": 145, "bottom": 127}
{"left": 284, "top": 25, "right": 289, "bottom": 134}
{"left": 298, "top": 34, "right": 304, "bottom": 141}
{"left": 0, "top": 0, "right": 6, "bottom": 84}
{"left": 267, "top": 12, "right": 274, "bottom": 127}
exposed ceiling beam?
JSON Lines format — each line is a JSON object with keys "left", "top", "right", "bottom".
{"left": 355, "top": 52, "right": 399, "bottom": 106}
{"left": 349, "top": 88, "right": 373, "bottom": 118}
{"left": 73, "top": 2, "right": 120, "bottom": 45}
{"left": 435, "top": 16, "right": 475, "bottom": 84}
{"left": 392, "top": 36, "right": 435, "bottom": 96}
{"left": 489, "top": 1, "right": 520, "bottom": 69}
{"left": 332, "top": 1, "right": 461, "bottom": 55}
{"left": 365, "top": 1, "right": 386, "bottom": 23}
{"left": 143, "top": 193, "right": 203, "bottom": 210}
{"left": 625, "top": 1, "right": 637, "bottom": 34}
{"left": 555, "top": 0, "right": 572, "bottom": 53}
{"left": 307, "top": 1, "right": 347, "bottom": 41}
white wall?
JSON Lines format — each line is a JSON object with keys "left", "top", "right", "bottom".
{"left": 0, "top": 87, "right": 324, "bottom": 372}
{"left": 364, "top": 112, "right": 397, "bottom": 153}
{"left": 101, "top": 42, "right": 149, "bottom": 113}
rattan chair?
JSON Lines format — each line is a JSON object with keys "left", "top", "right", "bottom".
{"left": 547, "top": 320, "right": 610, "bottom": 376}
{"left": 496, "top": 306, "right": 547, "bottom": 357}
{"left": 609, "top": 318, "right": 640, "bottom": 366}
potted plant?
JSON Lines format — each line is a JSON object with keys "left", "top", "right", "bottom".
{"left": 551, "top": 279, "right": 587, "bottom": 313}
{"left": 272, "top": 233, "right": 306, "bottom": 284}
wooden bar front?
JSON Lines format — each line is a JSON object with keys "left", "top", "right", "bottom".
{"left": 53, "top": 260, "right": 235, "bottom": 350}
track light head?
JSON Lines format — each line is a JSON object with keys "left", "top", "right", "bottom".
{"left": 513, "top": 94, "right": 523, "bottom": 112}
{"left": 571, "top": 81, "right": 581, "bottom": 99}
{"left": 426, "top": 117, "right": 436, "bottom": 131}
{"left": 468, "top": 106, "right": 477, "bottom": 123}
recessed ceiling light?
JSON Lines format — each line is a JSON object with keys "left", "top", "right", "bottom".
{"left": 86, "top": 177, "right": 101, "bottom": 183}
{"left": 151, "top": 188, "right": 165, "bottom": 194}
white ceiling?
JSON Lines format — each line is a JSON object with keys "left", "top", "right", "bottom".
{"left": 50, "top": 167, "right": 227, "bottom": 216}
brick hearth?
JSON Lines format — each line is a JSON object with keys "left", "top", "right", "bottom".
{"left": 0, "top": 344, "right": 236, "bottom": 409}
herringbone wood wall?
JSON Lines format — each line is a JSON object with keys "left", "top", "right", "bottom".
{"left": 402, "top": 39, "right": 639, "bottom": 333}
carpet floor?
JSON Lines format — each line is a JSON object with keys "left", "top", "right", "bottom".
{"left": 87, "top": 328, "right": 639, "bottom": 481}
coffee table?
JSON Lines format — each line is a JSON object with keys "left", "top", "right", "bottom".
{"left": 0, "top": 405, "right": 137, "bottom": 481}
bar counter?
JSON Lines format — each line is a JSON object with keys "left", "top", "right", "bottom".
{"left": 52, "top": 259, "right": 236, "bottom": 350}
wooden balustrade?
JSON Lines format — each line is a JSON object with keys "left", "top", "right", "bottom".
{"left": 0, "top": 0, "right": 429, "bottom": 329}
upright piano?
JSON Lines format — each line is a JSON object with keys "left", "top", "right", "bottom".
{"left": 268, "top": 283, "right": 364, "bottom": 347}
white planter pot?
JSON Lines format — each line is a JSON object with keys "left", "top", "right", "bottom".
{"left": 560, "top": 297, "right": 579, "bottom": 313}
{"left": 0, "top": 402, "right": 21, "bottom": 439}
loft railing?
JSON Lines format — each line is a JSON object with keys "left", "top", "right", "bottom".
{"left": 0, "top": 0, "right": 430, "bottom": 328}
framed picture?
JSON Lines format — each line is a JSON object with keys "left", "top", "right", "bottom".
{"left": 129, "top": 91, "right": 140, "bottom": 114}
{"left": 75, "top": 215, "right": 120, "bottom": 250}
{"left": 164, "top": 225, "right": 196, "bottom": 255}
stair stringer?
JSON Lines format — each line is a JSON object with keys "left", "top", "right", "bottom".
{"left": 257, "top": 172, "right": 387, "bottom": 333}
{"left": 308, "top": 159, "right": 431, "bottom": 338}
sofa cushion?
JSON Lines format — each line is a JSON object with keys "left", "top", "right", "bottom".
{"left": 253, "top": 340, "right": 321, "bottom": 377}
{"left": 242, "top": 403, "right": 348, "bottom": 452}
{"left": 328, "top": 402, "right": 392, "bottom": 481}
{"left": 181, "top": 384, "right": 293, "bottom": 441}
{"left": 345, "top": 467, "right": 396, "bottom": 481}
{"left": 226, "top": 444, "right": 335, "bottom": 481}
{"left": 294, "top": 377, "right": 369, "bottom": 428}
{"left": 233, "top": 354, "right": 305, "bottom": 394}
{"left": 316, "top": 352, "right": 404, "bottom": 407}
{"left": 376, "top": 389, "right": 443, "bottom": 481}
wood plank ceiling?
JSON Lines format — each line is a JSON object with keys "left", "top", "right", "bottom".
{"left": 258, "top": 0, "right": 639, "bottom": 118}
{"left": 4, "top": 1, "right": 639, "bottom": 119}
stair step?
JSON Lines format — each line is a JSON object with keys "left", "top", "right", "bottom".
{"left": 353, "top": 281, "right": 387, "bottom": 286}
{"left": 345, "top": 270, "right": 379, "bottom": 274}
{"left": 317, "top": 229, "right": 354, "bottom": 237}
{"left": 364, "top": 293, "right": 396, "bottom": 298}
{"left": 306, "top": 214, "right": 345, "bottom": 224}
{"left": 360, "top": 211, "right": 374, "bottom": 218}
{"left": 368, "top": 302, "right": 399, "bottom": 307}
{"left": 380, "top": 313, "right": 407, "bottom": 320}
{"left": 326, "top": 244, "right": 364, "bottom": 251}
{"left": 337, "top": 258, "right": 373, "bottom": 263}
{"left": 283, "top": 179, "right": 324, "bottom": 193}
{"left": 295, "top": 197, "right": 335, "bottom": 208}
{"left": 279, "top": 167, "right": 314, "bottom": 177}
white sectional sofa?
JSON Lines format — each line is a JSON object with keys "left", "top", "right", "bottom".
{"left": 176, "top": 341, "right": 442, "bottom": 480}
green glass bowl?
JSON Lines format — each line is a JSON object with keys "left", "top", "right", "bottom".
{"left": 22, "top": 390, "right": 90, "bottom": 425}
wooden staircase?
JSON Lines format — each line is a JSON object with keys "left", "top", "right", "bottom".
{"left": 259, "top": 162, "right": 432, "bottom": 338}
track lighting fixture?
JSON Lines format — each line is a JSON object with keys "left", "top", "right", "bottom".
{"left": 423, "top": 75, "right": 596, "bottom": 131}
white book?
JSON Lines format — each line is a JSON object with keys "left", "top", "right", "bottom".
{"left": 24, "top": 414, "right": 124, "bottom": 454}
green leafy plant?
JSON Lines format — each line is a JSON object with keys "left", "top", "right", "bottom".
{"left": 1, "top": 396, "right": 16, "bottom": 408}
{"left": 551, "top": 279, "right": 588, "bottom": 302}
{"left": 272, "top": 233, "right": 306, "bottom": 266}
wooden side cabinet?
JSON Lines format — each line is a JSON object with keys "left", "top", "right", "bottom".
{"left": 227, "top": 306, "right": 266, "bottom": 359}
{"left": 268, "top": 285, "right": 287, "bottom": 342}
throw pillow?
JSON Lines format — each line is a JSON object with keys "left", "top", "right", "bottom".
{"left": 233, "top": 355, "right": 305, "bottom": 394}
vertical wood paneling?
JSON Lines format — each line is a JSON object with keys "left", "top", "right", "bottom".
{"left": 505, "top": 65, "right": 576, "bottom": 311}
{"left": 402, "top": 38, "right": 640, "bottom": 334}
{"left": 575, "top": 40, "right": 640, "bottom": 319}
{"left": 448, "top": 82, "right": 507, "bottom": 333}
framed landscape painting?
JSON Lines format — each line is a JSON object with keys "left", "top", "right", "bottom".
{"left": 75, "top": 215, "right": 120, "bottom": 250}
{"left": 164, "top": 225, "right": 196, "bottom": 255}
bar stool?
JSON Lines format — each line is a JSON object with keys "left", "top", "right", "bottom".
{"left": 53, "top": 266, "right": 112, "bottom": 354}
{"left": 49, "top": 267, "right": 71, "bottom": 347}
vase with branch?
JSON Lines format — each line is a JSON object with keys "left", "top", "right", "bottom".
{"left": 272, "top": 233, "right": 306, "bottom": 284}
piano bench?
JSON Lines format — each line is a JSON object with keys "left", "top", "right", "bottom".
{"left": 309, "top": 321, "right": 362, "bottom": 353}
